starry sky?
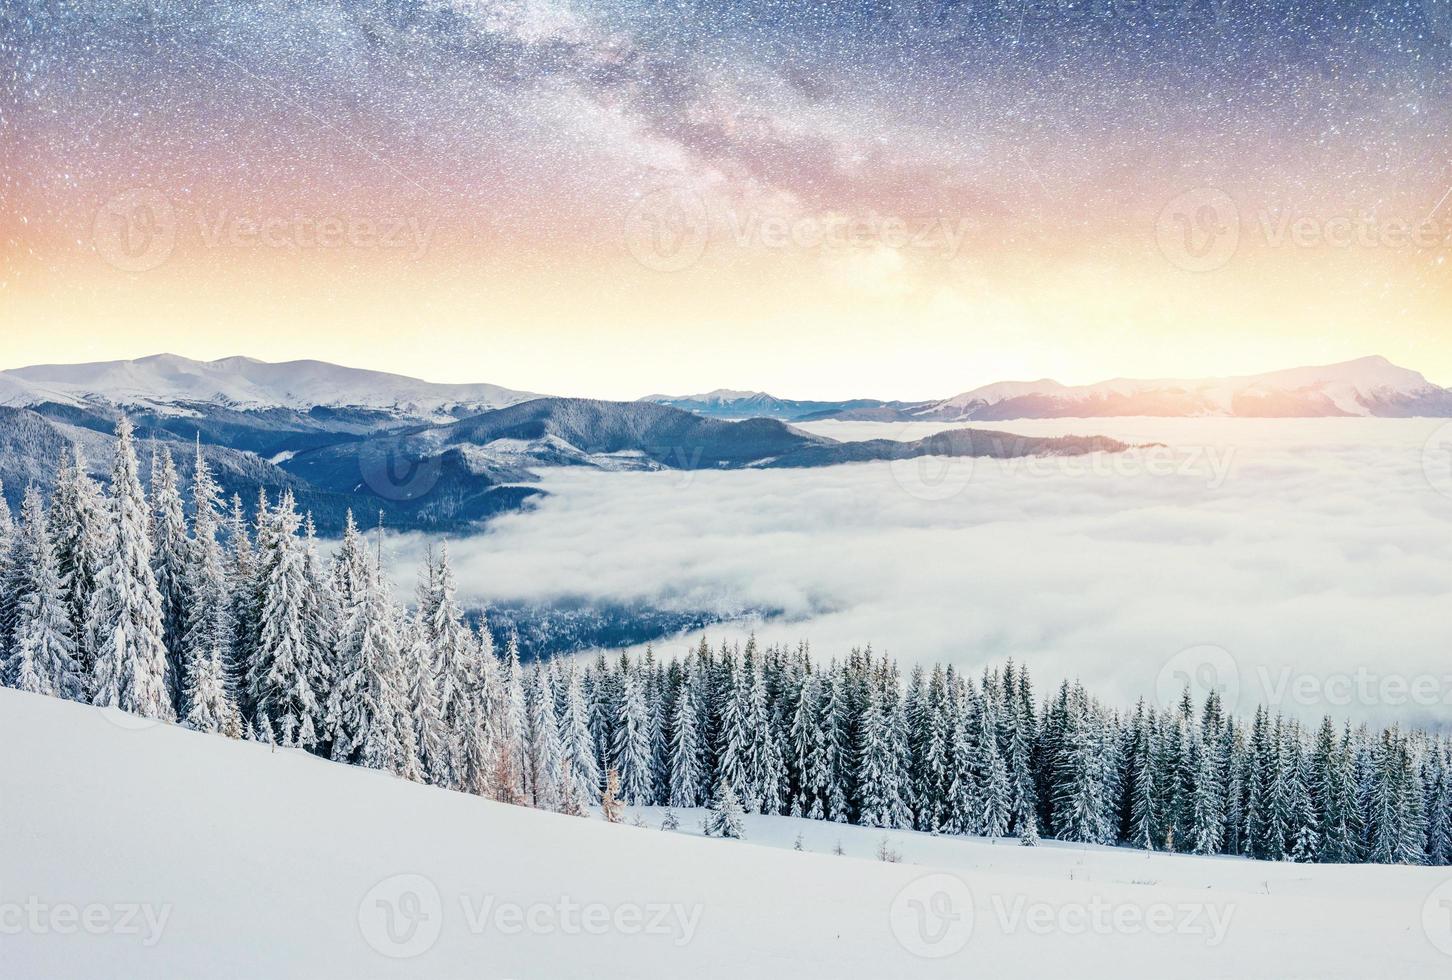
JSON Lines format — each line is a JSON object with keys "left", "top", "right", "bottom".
{"left": 5, "top": 0, "right": 1452, "bottom": 398}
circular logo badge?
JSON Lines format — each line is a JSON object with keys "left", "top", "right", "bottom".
{"left": 1421, "top": 878, "right": 1452, "bottom": 958}
{"left": 1155, "top": 187, "right": 1239, "bottom": 273}
{"left": 95, "top": 701, "right": 165, "bottom": 733}
{"left": 358, "top": 873, "right": 443, "bottom": 959}
{"left": 889, "top": 872, "right": 974, "bottom": 959}
{"left": 623, "top": 188, "right": 710, "bottom": 272}
{"left": 887, "top": 424, "right": 976, "bottom": 503}
{"left": 1156, "top": 643, "right": 1242, "bottom": 715}
{"left": 357, "top": 442, "right": 444, "bottom": 503}
{"left": 93, "top": 189, "right": 177, "bottom": 273}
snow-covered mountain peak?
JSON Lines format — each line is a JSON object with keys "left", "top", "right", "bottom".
{"left": 923, "top": 356, "right": 1449, "bottom": 420}
{"left": 0, "top": 354, "right": 542, "bottom": 420}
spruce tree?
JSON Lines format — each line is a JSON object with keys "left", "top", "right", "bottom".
{"left": 612, "top": 664, "right": 654, "bottom": 805}
{"left": 666, "top": 665, "right": 702, "bottom": 808}
{"left": 560, "top": 662, "right": 601, "bottom": 804}
{"left": 247, "top": 492, "right": 326, "bottom": 745}
{"left": 524, "top": 663, "right": 565, "bottom": 810}
{"left": 149, "top": 445, "right": 190, "bottom": 708}
{"left": 89, "top": 416, "right": 174, "bottom": 721}
{"left": 184, "top": 643, "right": 242, "bottom": 737}
{"left": 328, "top": 556, "right": 407, "bottom": 773}
{"left": 49, "top": 447, "right": 110, "bottom": 693}
{"left": 706, "top": 779, "right": 747, "bottom": 839}
{"left": 6, "top": 488, "right": 83, "bottom": 699}
{"left": 403, "top": 610, "right": 449, "bottom": 785}
{"left": 181, "top": 445, "right": 235, "bottom": 721}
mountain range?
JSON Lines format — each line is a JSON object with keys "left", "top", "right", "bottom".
{"left": 644, "top": 356, "right": 1452, "bottom": 421}
{"left": 0, "top": 355, "right": 1128, "bottom": 532}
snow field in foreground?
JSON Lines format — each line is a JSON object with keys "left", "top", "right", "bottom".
{"left": 3, "top": 688, "right": 1452, "bottom": 979}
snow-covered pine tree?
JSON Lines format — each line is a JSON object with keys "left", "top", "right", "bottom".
{"left": 246, "top": 491, "right": 326, "bottom": 746}
{"left": 706, "top": 779, "right": 746, "bottom": 839}
{"left": 1191, "top": 727, "right": 1227, "bottom": 856}
{"left": 558, "top": 661, "right": 600, "bottom": 805}
{"left": 1052, "top": 686, "right": 1112, "bottom": 845}
{"left": 327, "top": 551, "right": 408, "bottom": 773}
{"left": 666, "top": 662, "right": 701, "bottom": 808}
{"left": 524, "top": 663, "right": 565, "bottom": 810}
{"left": 1286, "top": 729, "right": 1320, "bottom": 863}
{"left": 713, "top": 649, "right": 755, "bottom": 807}
{"left": 403, "top": 609, "right": 449, "bottom": 785}
{"left": 0, "top": 481, "right": 16, "bottom": 655}
{"left": 180, "top": 444, "right": 236, "bottom": 721}
{"left": 184, "top": 642, "right": 243, "bottom": 737}
{"left": 1311, "top": 716, "right": 1356, "bottom": 863}
{"left": 492, "top": 632, "right": 528, "bottom": 802}
{"left": 424, "top": 543, "right": 476, "bottom": 789}
{"left": 89, "top": 416, "right": 175, "bottom": 721}
{"left": 149, "top": 445, "right": 189, "bottom": 709}
{"left": 612, "top": 662, "right": 654, "bottom": 805}
{"left": 819, "top": 666, "right": 851, "bottom": 824}
{"left": 1127, "top": 707, "right": 1161, "bottom": 850}
{"left": 788, "top": 672, "right": 821, "bottom": 818}
{"left": 5, "top": 487, "right": 83, "bottom": 699}
{"left": 453, "top": 625, "right": 499, "bottom": 797}
{"left": 1425, "top": 741, "right": 1452, "bottom": 866}
{"left": 972, "top": 685, "right": 1012, "bottom": 838}
{"left": 49, "top": 447, "right": 110, "bottom": 694}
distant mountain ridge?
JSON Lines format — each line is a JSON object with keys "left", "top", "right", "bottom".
{"left": 643, "top": 356, "right": 1452, "bottom": 421}
{"left": 0, "top": 358, "right": 1134, "bottom": 534}
{"left": 0, "top": 353, "right": 540, "bottom": 421}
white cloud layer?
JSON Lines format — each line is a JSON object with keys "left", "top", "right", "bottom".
{"left": 383, "top": 417, "right": 1452, "bottom": 728}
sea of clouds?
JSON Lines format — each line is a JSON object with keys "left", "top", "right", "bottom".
{"left": 383, "top": 417, "right": 1452, "bottom": 728}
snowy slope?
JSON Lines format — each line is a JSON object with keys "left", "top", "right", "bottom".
{"left": 4, "top": 689, "right": 1449, "bottom": 979}
{"left": 0, "top": 354, "right": 540, "bottom": 419}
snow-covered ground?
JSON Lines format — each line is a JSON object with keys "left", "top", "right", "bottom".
{"left": 5, "top": 689, "right": 1451, "bottom": 978}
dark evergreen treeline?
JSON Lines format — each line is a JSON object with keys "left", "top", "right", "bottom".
{"left": 1, "top": 417, "right": 1449, "bottom": 866}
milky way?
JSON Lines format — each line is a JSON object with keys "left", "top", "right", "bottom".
{"left": 5, "top": 0, "right": 1452, "bottom": 395}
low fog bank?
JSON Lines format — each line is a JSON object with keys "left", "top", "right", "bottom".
{"left": 381, "top": 417, "right": 1452, "bottom": 728}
